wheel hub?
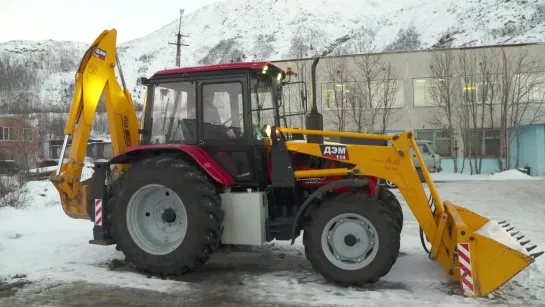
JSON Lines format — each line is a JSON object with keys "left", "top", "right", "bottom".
{"left": 321, "top": 213, "right": 379, "bottom": 270}
{"left": 344, "top": 234, "right": 359, "bottom": 247}
{"left": 126, "top": 184, "right": 188, "bottom": 256}
{"left": 162, "top": 208, "right": 177, "bottom": 223}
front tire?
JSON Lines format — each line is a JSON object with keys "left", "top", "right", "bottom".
{"left": 378, "top": 188, "right": 403, "bottom": 233}
{"left": 303, "top": 192, "right": 400, "bottom": 286}
{"left": 110, "top": 156, "right": 224, "bottom": 276}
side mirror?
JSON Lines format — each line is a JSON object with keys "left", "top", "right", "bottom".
{"left": 277, "top": 85, "right": 284, "bottom": 108}
{"left": 139, "top": 77, "right": 150, "bottom": 86}
{"left": 300, "top": 82, "right": 308, "bottom": 113}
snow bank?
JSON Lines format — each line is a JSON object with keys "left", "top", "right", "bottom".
{"left": 16, "top": 181, "right": 60, "bottom": 208}
{"left": 0, "top": 164, "right": 94, "bottom": 209}
{"left": 488, "top": 169, "right": 536, "bottom": 181}
{"left": 432, "top": 169, "right": 540, "bottom": 182}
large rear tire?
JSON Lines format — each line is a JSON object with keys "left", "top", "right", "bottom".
{"left": 378, "top": 188, "right": 403, "bottom": 233}
{"left": 303, "top": 192, "right": 400, "bottom": 286}
{"left": 110, "top": 156, "right": 224, "bottom": 276}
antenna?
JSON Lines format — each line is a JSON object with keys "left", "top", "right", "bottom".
{"left": 168, "top": 9, "right": 189, "bottom": 67}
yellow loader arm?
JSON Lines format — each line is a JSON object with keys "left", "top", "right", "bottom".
{"left": 279, "top": 128, "right": 542, "bottom": 298}
{"left": 50, "top": 29, "right": 140, "bottom": 220}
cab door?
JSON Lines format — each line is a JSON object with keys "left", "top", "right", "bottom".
{"left": 197, "top": 77, "right": 258, "bottom": 185}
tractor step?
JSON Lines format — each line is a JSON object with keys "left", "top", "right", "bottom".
{"left": 89, "top": 239, "right": 116, "bottom": 246}
{"left": 266, "top": 217, "right": 296, "bottom": 242}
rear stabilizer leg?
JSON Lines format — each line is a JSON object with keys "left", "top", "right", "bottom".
{"left": 89, "top": 160, "right": 115, "bottom": 246}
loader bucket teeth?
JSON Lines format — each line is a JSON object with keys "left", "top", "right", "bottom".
{"left": 526, "top": 245, "right": 537, "bottom": 252}
{"left": 520, "top": 240, "right": 531, "bottom": 246}
{"left": 498, "top": 220, "right": 506, "bottom": 225}
{"left": 505, "top": 227, "right": 514, "bottom": 232}
{"left": 441, "top": 202, "right": 536, "bottom": 298}
{"left": 510, "top": 231, "right": 519, "bottom": 236}
{"left": 531, "top": 251, "right": 544, "bottom": 259}
{"left": 516, "top": 235, "right": 525, "bottom": 240}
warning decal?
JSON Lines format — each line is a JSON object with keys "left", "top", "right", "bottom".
{"left": 93, "top": 48, "right": 107, "bottom": 60}
{"left": 320, "top": 145, "right": 349, "bottom": 160}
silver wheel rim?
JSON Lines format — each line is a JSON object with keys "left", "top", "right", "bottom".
{"left": 126, "top": 184, "right": 188, "bottom": 256}
{"left": 385, "top": 180, "right": 397, "bottom": 188}
{"left": 321, "top": 213, "right": 379, "bottom": 270}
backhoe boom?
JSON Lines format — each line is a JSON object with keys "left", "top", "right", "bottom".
{"left": 50, "top": 29, "right": 139, "bottom": 220}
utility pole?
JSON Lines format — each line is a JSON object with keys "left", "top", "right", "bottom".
{"left": 169, "top": 9, "right": 189, "bottom": 67}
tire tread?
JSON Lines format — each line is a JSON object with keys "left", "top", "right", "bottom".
{"left": 109, "top": 156, "right": 223, "bottom": 277}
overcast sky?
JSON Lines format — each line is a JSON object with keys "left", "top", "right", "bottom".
{"left": 0, "top": 0, "right": 221, "bottom": 44}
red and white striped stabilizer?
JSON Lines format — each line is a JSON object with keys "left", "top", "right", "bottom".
{"left": 458, "top": 243, "right": 475, "bottom": 296}
{"left": 95, "top": 199, "right": 103, "bottom": 226}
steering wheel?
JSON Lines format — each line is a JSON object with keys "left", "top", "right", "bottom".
{"left": 226, "top": 126, "right": 243, "bottom": 138}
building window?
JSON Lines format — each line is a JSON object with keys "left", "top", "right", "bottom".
{"left": 0, "top": 127, "right": 15, "bottom": 141}
{"left": 464, "top": 129, "right": 501, "bottom": 157}
{"left": 370, "top": 80, "right": 404, "bottom": 108}
{"left": 527, "top": 73, "right": 545, "bottom": 103}
{"left": 415, "top": 129, "right": 452, "bottom": 156}
{"left": 49, "top": 145, "right": 71, "bottom": 160}
{"left": 460, "top": 75, "right": 502, "bottom": 105}
{"left": 413, "top": 78, "right": 444, "bottom": 107}
{"left": 322, "top": 81, "right": 404, "bottom": 110}
{"left": 17, "top": 128, "right": 33, "bottom": 141}
{"left": 321, "top": 82, "right": 356, "bottom": 111}
{"left": 49, "top": 146, "right": 60, "bottom": 159}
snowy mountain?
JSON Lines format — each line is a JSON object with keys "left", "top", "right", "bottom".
{"left": 1, "top": 0, "right": 545, "bottom": 112}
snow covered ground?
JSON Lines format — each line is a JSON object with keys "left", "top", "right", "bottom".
{"left": 1, "top": 172, "right": 544, "bottom": 306}
{"left": 431, "top": 169, "right": 543, "bottom": 181}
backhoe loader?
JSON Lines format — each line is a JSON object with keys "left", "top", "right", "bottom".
{"left": 50, "top": 29, "right": 543, "bottom": 298}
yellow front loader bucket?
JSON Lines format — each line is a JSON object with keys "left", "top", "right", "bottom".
{"left": 408, "top": 138, "right": 543, "bottom": 297}
{"left": 437, "top": 201, "right": 542, "bottom": 297}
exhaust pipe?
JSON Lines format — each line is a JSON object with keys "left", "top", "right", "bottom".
{"left": 305, "top": 57, "right": 323, "bottom": 144}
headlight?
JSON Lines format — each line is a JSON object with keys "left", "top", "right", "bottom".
{"left": 262, "top": 124, "right": 272, "bottom": 138}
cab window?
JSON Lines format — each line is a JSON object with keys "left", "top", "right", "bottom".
{"left": 251, "top": 76, "right": 276, "bottom": 140}
{"left": 149, "top": 81, "right": 196, "bottom": 144}
{"left": 418, "top": 144, "right": 429, "bottom": 154}
{"left": 202, "top": 82, "right": 244, "bottom": 141}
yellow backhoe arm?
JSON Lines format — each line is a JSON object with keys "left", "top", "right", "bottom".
{"left": 279, "top": 128, "right": 537, "bottom": 298}
{"left": 50, "top": 29, "right": 140, "bottom": 220}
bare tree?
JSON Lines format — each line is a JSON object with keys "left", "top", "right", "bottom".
{"left": 376, "top": 61, "right": 402, "bottom": 133}
{"left": 350, "top": 55, "right": 401, "bottom": 133}
{"left": 336, "top": 28, "right": 377, "bottom": 55}
{"left": 499, "top": 47, "right": 545, "bottom": 169}
{"left": 322, "top": 56, "right": 352, "bottom": 132}
{"left": 476, "top": 49, "right": 502, "bottom": 173}
{"left": 456, "top": 49, "right": 499, "bottom": 174}
{"left": 426, "top": 50, "right": 460, "bottom": 172}
{"left": 351, "top": 55, "right": 383, "bottom": 132}
{"left": 0, "top": 100, "right": 40, "bottom": 208}
{"left": 287, "top": 25, "right": 324, "bottom": 59}
{"left": 384, "top": 24, "right": 422, "bottom": 52}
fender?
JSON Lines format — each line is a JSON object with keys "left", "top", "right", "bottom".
{"left": 109, "top": 144, "right": 235, "bottom": 186}
{"left": 290, "top": 178, "right": 369, "bottom": 244}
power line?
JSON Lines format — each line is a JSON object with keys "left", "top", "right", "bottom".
{"left": 169, "top": 9, "right": 189, "bottom": 67}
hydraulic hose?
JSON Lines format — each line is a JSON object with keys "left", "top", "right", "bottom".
{"left": 420, "top": 192, "right": 436, "bottom": 255}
